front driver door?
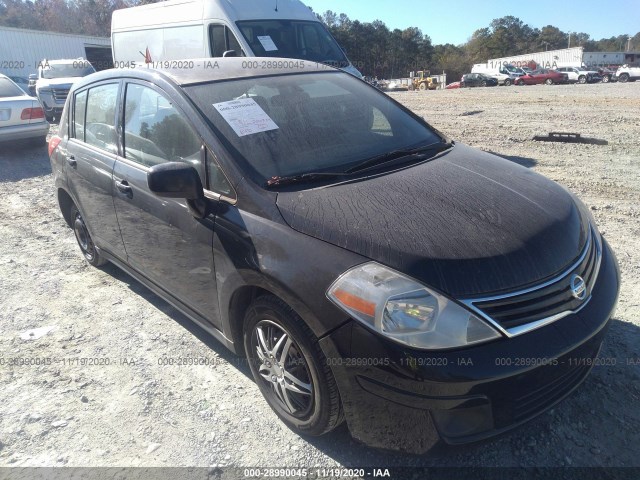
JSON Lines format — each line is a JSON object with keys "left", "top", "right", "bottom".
{"left": 112, "top": 81, "right": 220, "bottom": 326}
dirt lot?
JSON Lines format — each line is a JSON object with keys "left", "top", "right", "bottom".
{"left": 1, "top": 82, "right": 639, "bottom": 473}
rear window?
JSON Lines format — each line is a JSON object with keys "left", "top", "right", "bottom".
{"left": 185, "top": 72, "right": 441, "bottom": 184}
{"left": 0, "top": 78, "right": 25, "bottom": 98}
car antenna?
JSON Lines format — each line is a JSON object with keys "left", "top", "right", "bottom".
{"left": 275, "top": 0, "right": 278, "bottom": 11}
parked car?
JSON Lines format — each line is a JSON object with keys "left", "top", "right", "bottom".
{"left": 614, "top": 64, "right": 640, "bottom": 83}
{"left": 35, "top": 58, "right": 95, "bottom": 122}
{"left": 0, "top": 74, "right": 49, "bottom": 145}
{"left": 597, "top": 67, "right": 617, "bottom": 83}
{"left": 461, "top": 73, "right": 499, "bottom": 88}
{"left": 7, "top": 75, "right": 31, "bottom": 94}
{"left": 555, "top": 67, "right": 601, "bottom": 84}
{"left": 515, "top": 69, "right": 568, "bottom": 85}
{"left": 49, "top": 58, "right": 619, "bottom": 454}
{"left": 445, "top": 81, "right": 461, "bottom": 89}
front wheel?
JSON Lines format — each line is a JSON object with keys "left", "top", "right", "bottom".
{"left": 419, "top": 82, "right": 427, "bottom": 91}
{"left": 70, "top": 205, "right": 107, "bottom": 267}
{"left": 619, "top": 73, "right": 630, "bottom": 83}
{"left": 602, "top": 75, "right": 610, "bottom": 83}
{"left": 545, "top": 78, "right": 554, "bottom": 85}
{"left": 244, "top": 295, "right": 343, "bottom": 436}
{"left": 578, "top": 75, "right": 587, "bottom": 84}
{"left": 504, "top": 78, "right": 512, "bottom": 86}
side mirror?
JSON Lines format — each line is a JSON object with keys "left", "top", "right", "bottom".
{"left": 222, "top": 50, "right": 237, "bottom": 58}
{"left": 29, "top": 74, "right": 37, "bottom": 80}
{"left": 147, "top": 162, "right": 208, "bottom": 218}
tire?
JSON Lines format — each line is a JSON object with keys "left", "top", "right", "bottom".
{"left": 45, "top": 113, "right": 54, "bottom": 123}
{"left": 619, "top": 73, "right": 629, "bottom": 83}
{"left": 419, "top": 82, "right": 427, "bottom": 91}
{"left": 545, "top": 78, "right": 553, "bottom": 85}
{"left": 408, "top": 84, "right": 415, "bottom": 91}
{"left": 504, "top": 78, "right": 512, "bottom": 86}
{"left": 70, "top": 204, "right": 107, "bottom": 267}
{"left": 243, "top": 295, "right": 343, "bottom": 436}
{"left": 578, "top": 75, "right": 587, "bottom": 84}
{"left": 481, "top": 81, "right": 487, "bottom": 87}
{"left": 602, "top": 75, "right": 610, "bottom": 83}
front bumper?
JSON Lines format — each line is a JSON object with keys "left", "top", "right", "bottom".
{"left": 320, "top": 238, "right": 620, "bottom": 453}
{"left": 0, "top": 121, "right": 50, "bottom": 142}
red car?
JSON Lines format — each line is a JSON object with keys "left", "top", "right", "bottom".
{"left": 515, "top": 69, "right": 568, "bottom": 85}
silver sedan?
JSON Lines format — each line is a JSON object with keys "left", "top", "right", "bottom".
{"left": 0, "top": 74, "right": 50, "bottom": 145}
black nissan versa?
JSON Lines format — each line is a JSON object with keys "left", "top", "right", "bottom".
{"left": 49, "top": 58, "right": 620, "bottom": 453}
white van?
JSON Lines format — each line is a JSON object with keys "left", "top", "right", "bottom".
{"left": 111, "top": 0, "right": 362, "bottom": 77}
{"left": 471, "top": 63, "right": 524, "bottom": 86}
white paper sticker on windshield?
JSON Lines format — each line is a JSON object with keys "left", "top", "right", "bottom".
{"left": 257, "top": 35, "right": 278, "bottom": 52}
{"left": 213, "top": 98, "right": 279, "bottom": 137}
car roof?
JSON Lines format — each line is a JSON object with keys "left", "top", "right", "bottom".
{"left": 73, "top": 57, "right": 341, "bottom": 89}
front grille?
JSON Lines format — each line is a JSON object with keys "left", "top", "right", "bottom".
{"left": 52, "top": 88, "right": 69, "bottom": 102}
{"left": 512, "top": 363, "right": 591, "bottom": 422}
{"left": 466, "top": 227, "right": 601, "bottom": 334}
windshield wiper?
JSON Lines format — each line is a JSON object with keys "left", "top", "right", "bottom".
{"left": 345, "top": 141, "right": 452, "bottom": 174}
{"left": 266, "top": 171, "right": 350, "bottom": 188}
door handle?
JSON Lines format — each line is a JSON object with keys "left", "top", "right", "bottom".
{"left": 115, "top": 180, "right": 132, "bottom": 195}
{"left": 66, "top": 155, "right": 77, "bottom": 168}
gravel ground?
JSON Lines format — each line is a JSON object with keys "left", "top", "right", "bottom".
{"left": 0, "top": 82, "right": 639, "bottom": 473}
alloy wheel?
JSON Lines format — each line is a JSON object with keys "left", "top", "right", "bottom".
{"left": 252, "top": 320, "right": 313, "bottom": 418}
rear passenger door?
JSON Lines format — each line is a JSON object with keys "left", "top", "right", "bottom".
{"left": 112, "top": 81, "right": 221, "bottom": 325}
{"left": 64, "top": 81, "right": 127, "bottom": 259}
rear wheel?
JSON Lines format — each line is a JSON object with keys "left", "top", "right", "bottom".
{"left": 244, "top": 295, "right": 343, "bottom": 436}
{"left": 619, "top": 73, "right": 630, "bottom": 83}
{"left": 70, "top": 204, "right": 107, "bottom": 267}
{"left": 602, "top": 75, "right": 610, "bottom": 83}
{"left": 578, "top": 75, "right": 587, "bottom": 84}
{"left": 504, "top": 78, "right": 512, "bottom": 86}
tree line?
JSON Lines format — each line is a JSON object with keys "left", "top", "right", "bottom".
{"left": 320, "top": 12, "right": 640, "bottom": 81}
{"left": 1, "top": 0, "right": 638, "bottom": 81}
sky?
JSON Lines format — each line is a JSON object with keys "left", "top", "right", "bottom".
{"left": 303, "top": 0, "right": 640, "bottom": 46}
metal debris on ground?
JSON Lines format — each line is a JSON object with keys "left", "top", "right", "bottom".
{"left": 533, "top": 132, "right": 608, "bottom": 145}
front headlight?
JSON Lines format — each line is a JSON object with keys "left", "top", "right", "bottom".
{"left": 327, "top": 262, "right": 501, "bottom": 349}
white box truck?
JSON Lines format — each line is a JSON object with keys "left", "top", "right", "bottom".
{"left": 111, "top": 0, "right": 362, "bottom": 77}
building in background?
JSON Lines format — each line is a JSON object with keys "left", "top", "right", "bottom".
{"left": 0, "top": 26, "right": 112, "bottom": 78}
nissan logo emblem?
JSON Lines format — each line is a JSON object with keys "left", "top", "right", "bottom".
{"left": 570, "top": 274, "right": 587, "bottom": 300}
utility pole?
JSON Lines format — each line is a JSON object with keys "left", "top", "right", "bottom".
{"left": 568, "top": 32, "right": 572, "bottom": 48}
{"left": 627, "top": 36, "right": 632, "bottom": 52}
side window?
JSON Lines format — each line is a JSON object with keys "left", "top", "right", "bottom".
{"left": 227, "top": 29, "right": 243, "bottom": 55}
{"left": 210, "top": 25, "right": 226, "bottom": 57}
{"left": 85, "top": 83, "right": 119, "bottom": 153}
{"left": 206, "top": 148, "right": 235, "bottom": 198}
{"left": 210, "top": 25, "right": 244, "bottom": 57}
{"left": 123, "top": 83, "right": 202, "bottom": 169}
{"left": 371, "top": 107, "right": 393, "bottom": 136}
{"left": 73, "top": 90, "right": 87, "bottom": 140}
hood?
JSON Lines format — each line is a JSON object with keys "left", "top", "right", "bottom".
{"left": 36, "top": 78, "right": 79, "bottom": 89}
{"left": 276, "top": 143, "right": 589, "bottom": 298}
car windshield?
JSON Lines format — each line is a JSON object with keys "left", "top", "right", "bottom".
{"left": 42, "top": 63, "right": 95, "bottom": 79}
{"left": 0, "top": 78, "right": 25, "bottom": 97}
{"left": 185, "top": 72, "right": 442, "bottom": 184}
{"left": 236, "top": 20, "right": 349, "bottom": 67}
